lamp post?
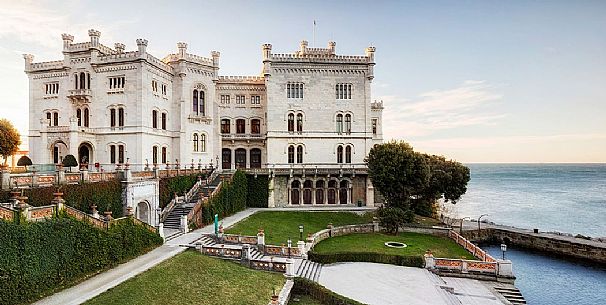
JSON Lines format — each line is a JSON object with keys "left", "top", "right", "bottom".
{"left": 460, "top": 216, "right": 471, "bottom": 234}
{"left": 298, "top": 225, "right": 304, "bottom": 241}
{"left": 156, "top": 207, "right": 162, "bottom": 227}
{"left": 287, "top": 238, "right": 292, "bottom": 258}
{"left": 478, "top": 214, "right": 489, "bottom": 232}
{"left": 501, "top": 243, "right": 507, "bottom": 260}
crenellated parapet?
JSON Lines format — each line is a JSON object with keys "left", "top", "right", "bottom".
{"left": 371, "top": 100, "right": 384, "bottom": 110}
{"left": 217, "top": 75, "right": 265, "bottom": 84}
{"left": 162, "top": 42, "right": 215, "bottom": 68}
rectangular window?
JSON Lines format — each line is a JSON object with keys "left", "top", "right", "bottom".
{"left": 161, "top": 84, "right": 167, "bottom": 95}
{"left": 152, "top": 80, "right": 158, "bottom": 92}
{"left": 109, "top": 76, "right": 125, "bottom": 89}
{"left": 336, "top": 84, "right": 352, "bottom": 100}
{"left": 236, "top": 95, "right": 246, "bottom": 104}
{"left": 236, "top": 119, "right": 245, "bottom": 134}
{"left": 162, "top": 147, "right": 167, "bottom": 163}
{"left": 221, "top": 95, "right": 231, "bottom": 104}
{"left": 372, "top": 119, "right": 378, "bottom": 135}
{"left": 153, "top": 146, "right": 158, "bottom": 164}
{"left": 118, "top": 145, "right": 125, "bottom": 164}
{"left": 221, "top": 119, "right": 230, "bottom": 134}
{"left": 287, "top": 82, "right": 304, "bottom": 99}
{"left": 45, "top": 82, "right": 59, "bottom": 95}
{"left": 251, "top": 95, "right": 261, "bottom": 104}
{"left": 110, "top": 145, "right": 116, "bottom": 164}
{"left": 152, "top": 111, "right": 158, "bottom": 129}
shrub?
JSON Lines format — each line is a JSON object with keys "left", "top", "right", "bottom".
{"left": 62, "top": 154, "right": 78, "bottom": 170}
{"left": 307, "top": 251, "right": 424, "bottom": 268}
{"left": 17, "top": 155, "right": 32, "bottom": 169}
{"left": 0, "top": 216, "right": 162, "bottom": 305}
{"left": 246, "top": 174, "right": 269, "bottom": 208}
{"left": 192, "top": 170, "right": 248, "bottom": 229}
{"left": 377, "top": 206, "right": 413, "bottom": 234}
{"left": 292, "top": 277, "right": 367, "bottom": 305}
{"left": 159, "top": 173, "right": 204, "bottom": 208}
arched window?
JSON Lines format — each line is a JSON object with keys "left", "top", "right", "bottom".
{"left": 303, "top": 180, "right": 313, "bottom": 204}
{"left": 192, "top": 90, "right": 198, "bottom": 114}
{"left": 53, "top": 112, "right": 59, "bottom": 126}
{"left": 336, "top": 114, "right": 343, "bottom": 134}
{"left": 236, "top": 119, "right": 245, "bottom": 134}
{"left": 84, "top": 108, "right": 89, "bottom": 127}
{"left": 251, "top": 119, "right": 261, "bottom": 134}
{"left": 221, "top": 119, "right": 230, "bottom": 134}
{"left": 76, "top": 109, "right": 82, "bottom": 126}
{"left": 152, "top": 110, "right": 158, "bottom": 129}
{"left": 74, "top": 73, "right": 78, "bottom": 89}
{"left": 315, "top": 180, "right": 325, "bottom": 204}
{"left": 200, "top": 134, "right": 206, "bottom": 152}
{"left": 161, "top": 147, "right": 167, "bottom": 163}
{"left": 153, "top": 146, "right": 158, "bottom": 164}
{"left": 193, "top": 133, "right": 199, "bottom": 152}
{"left": 110, "top": 109, "right": 116, "bottom": 127}
{"left": 297, "top": 145, "right": 303, "bottom": 163}
{"left": 79, "top": 72, "right": 86, "bottom": 89}
{"left": 199, "top": 91, "right": 205, "bottom": 116}
{"left": 161, "top": 112, "right": 167, "bottom": 130}
{"left": 291, "top": 180, "right": 301, "bottom": 205}
{"left": 340, "top": 180, "right": 349, "bottom": 204}
{"left": 222, "top": 148, "right": 231, "bottom": 169}
{"left": 296, "top": 113, "right": 303, "bottom": 133}
{"left": 288, "top": 145, "right": 295, "bottom": 164}
{"left": 345, "top": 114, "right": 351, "bottom": 134}
{"left": 46, "top": 112, "right": 51, "bottom": 126}
{"left": 118, "top": 108, "right": 125, "bottom": 127}
{"left": 287, "top": 113, "right": 294, "bottom": 132}
{"left": 250, "top": 148, "right": 261, "bottom": 168}
{"left": 345, "top": 145, "right": 352, "bottom": 163}
{"left": 337, "top": 145, "right": 343, "bottom": 163}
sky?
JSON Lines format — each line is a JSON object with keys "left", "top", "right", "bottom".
{"left": 0, "top": 0, "right": 605, "bottom": 163}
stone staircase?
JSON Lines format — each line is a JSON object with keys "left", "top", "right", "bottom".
{"left": 295, "top": 259, "right": 323, "bottom": 282}
{"left": 427, "top": 272, "right": 462, "bottom": 305}
{"left": 493, "top": 286, "right": 526, "bottom": 305}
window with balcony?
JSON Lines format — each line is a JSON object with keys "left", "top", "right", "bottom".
{"left": 236, "top": 119, "right": 245, "bottom": 134}
{"left": 75, "top": 72, "right": 90, "bottom": 90}
{"left": 251, "top": 95, "right": 261, "bottom": 104}
{"left": 251, "top": 119, "right": 261, "bottom": 134}
{"left": 221, "top": 95, "right": 231, "bottom": 104}
{"left": 235, "top": 95, "right": 245, "bottom": 105}
{"left": 221, "top": 119, "right": 231, "bottom": 134}
{"left": 336, "top": 83, "right": 352, "bottom": 99}
{"left": 287, "top": 82, "right": 304, "bottom": 99}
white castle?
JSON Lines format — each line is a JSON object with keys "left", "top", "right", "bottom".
{"left": 24, "top": 29, "right": 384, "bottom": 207}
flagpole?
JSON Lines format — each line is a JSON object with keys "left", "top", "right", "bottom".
{"left": 313, "top": 20, "right": 316, "bottom": 48}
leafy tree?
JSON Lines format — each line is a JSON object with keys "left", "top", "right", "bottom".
{"left": 377, "top": 206, "right": 413, "bottom": 234}
{"left": 17, "top": 155, "right": 32, "bottom": 171}
{"left": 62, "top": 154, "right": 78, "bottom": 171}
{"left": 0, "top": 119, "right": 21, "bottom": 166}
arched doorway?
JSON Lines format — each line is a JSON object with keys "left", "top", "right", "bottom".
{"left": 315, "top": 180, "right": 325, "bottom": 204}
{"left": 136, "top": 201, "right": 150, "bottom": 224}
{"left": 222, "top": 148, "right": 231, "bottom": 170}
{"left": 303, "top": 180, "right": 313, "bottom": 204}
{"left": 339, "top": 180, "right": 349, "bottom": 204}
{"left": 291, "top": 180, "right": 300, "bottom": 205}
{"left": 235, "top": 148, "right": 246, "bottom": 168}
{"left": 51, "top": 141, "right": 68, "bottom": 164}
{"left": 328, "top": 180, "right": 337, "bottom": 204}
{"left": 78, "top": 143, "right": 93, "bottom": 169}
{"left": 250, "top": 148, "right": 262, "bottom": 168}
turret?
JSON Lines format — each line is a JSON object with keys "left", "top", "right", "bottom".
{"left": 365, "top": 46, "right": 376, "bottom": 63}
{"left": 23, "top": 54, "right": 34, "bottom": 71}
{"left": 211, "top": 51, "right": 220, "bottom": 68}
{"left": 177, "top": 42, "right": 187, "bottom": 58}
{"left": 136, "top": 39, "right": 148, "bottom": 57}
{"left": 299, "top": 40, "right": 308, "bottom": 54}
{"left": 114, "top": 43, "right": 125, "bottom": 53}
{"left": 328, "top": 41, "right": 336, "bottom": 54}
{"left": 262, "top": 43, "right": 272, "bottom": 61}
{"left": 61, "top": 33, "right": 74, "bottom": 51}
{"left": 88, "top": 29, "right": 101, "bottom": 47}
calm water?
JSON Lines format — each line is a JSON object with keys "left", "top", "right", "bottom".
{"left": 451, "top": 163, "right": 606, "bottom": 237}
{"left": 483, "top": 245, "right": 606, "bottom": 305}
{"left": 451, "top": 164, "right": 606, "bottom": 305}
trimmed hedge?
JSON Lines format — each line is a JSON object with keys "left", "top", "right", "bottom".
{"left": 159, "top": 173, "right": 205, "bottom": 208}
{"left": 292, "top": 277, "right": 367, "bottom": 305}
{"left": 307, "top": 251, "right": 424, "bottom": 268}
{"left": 195, "top": 170, "right": 248, "bottom": 228}
{"left": 246, "top": 174, "right": 269, "bottom": 208}
{"left": 0, "top": 180, "right": 124, "bottom": 217}
{"left": 0, "top": 216, "right": 162, "bottom": 305}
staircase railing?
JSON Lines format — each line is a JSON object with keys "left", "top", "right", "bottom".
{"left": 187, "top": 172, "right": 231, "bottom": 227}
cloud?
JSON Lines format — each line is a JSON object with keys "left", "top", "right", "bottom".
{"left": 380, "top": 80, "right": 505, "bottom": 138}
{"left": 412, "top": 133, "right": 606, "bottom": 150}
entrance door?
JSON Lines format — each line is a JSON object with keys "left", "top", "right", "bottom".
{"left": 78, "top": 143, "right": 91, "bottom": 169}
{"left": 222, "top": 148, "right": 231, "bottom": 170}
{"left": 339, "top": 180, "right": 349, "bottom": 204}
{"left": 235, "top": 148, "right": 246, "bottom": 168}
{"left": 291, "top": 180, "right": 300, "bottom": 205}
{"left": 328, "top": 180, "right": 337, "bottom": 204}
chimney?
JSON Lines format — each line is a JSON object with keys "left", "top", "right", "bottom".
{"left": 136, "top": 39, "right": 148, "bottom": 57}
{"left": 299, "top": 40, "right": 308, "bottom": 54}
{"left": 61, "top": 33, "right": 74, "bottom": 51}
{"left": 114, "top": 43, "right": 125, "bottom": 53}
{"left": 88, "top": 29, "right": 101, "bottom": 47}
{"left": 177, "top": 42, "right": 187, "bottom": 58}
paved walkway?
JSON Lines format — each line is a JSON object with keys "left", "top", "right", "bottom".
{"left": 318, "top": 262, "right": 506, "bottom": 305}
{"left": 33, "top": 208, "right": 260, "bottom": 305}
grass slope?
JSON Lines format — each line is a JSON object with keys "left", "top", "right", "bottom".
{"left": 85, "top": 251, "right": 285, "bottom": 305}
{"left": 226, "top": 211, "right": 374, "bottom": 245}
{"left": 313, "top": 232, "right": 475, "bottom": 259}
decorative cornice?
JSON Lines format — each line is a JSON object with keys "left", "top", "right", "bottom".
{"left": 94, "top": 65, "right": 138, "bottom": 73}
{"left": 32, "top": 72, "right": 69, "bottom": 80}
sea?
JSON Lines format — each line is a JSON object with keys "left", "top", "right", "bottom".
{"left": 451, "top": 164, "right": 606, "bottom": 305}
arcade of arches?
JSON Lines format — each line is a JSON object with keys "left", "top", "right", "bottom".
{"left": 288, "top": 178, "right": 355, "bottom": 205}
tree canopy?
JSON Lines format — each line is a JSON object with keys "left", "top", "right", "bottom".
{"left": 17, "top": 156, "right": 32, "bottom": 169}
{"left": 62, "top": 154, "right": 78, "bottom": 169}
{"left": 366, "top": 141, "right": 470, "bottom": 221}
{"left": 0, "top": 119, "right": 21, "bottom": 165}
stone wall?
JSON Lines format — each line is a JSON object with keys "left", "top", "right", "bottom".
{"left": 463, "top": 228, "right": 606, "bottom": 265}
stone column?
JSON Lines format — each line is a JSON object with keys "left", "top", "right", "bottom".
{"left": 285, "top": 258, "right": 294, "bottom": 278}
{"left": 297, "top": 240, "right": 306, "bottom": 259}
{"left": 498, "top": 260, "right": 513, "bottom": 277}
{"left": 365, "top": 177, "right": 375, "bottom": 207}
{"left": 180, "top": 215, "right": 188, "bottom": 233}
{"left": 424, "top": 250, "right": 435, "bottom": 269}
{"left": 52, "top": 192, "right": 65, "bottom": 215}
{"left": 80, "top": 166, "right": 89, "bottom": 182}
{"left": 91, "top": 204, "right": 99, "bottom": 218}
{"left": 257, "top": 229, "right": 265, "bottom": 252}
{"left": 18, "top": 196, "right": 30, "bottom": 223}
{"left": 1, "top": 166, "right": 10, "bottom": 191}
{"left": 158, "top": 223, "right": 165, "bottom": 241}
{"left": 56, "top": 164, "right": 66, "bottom": 185}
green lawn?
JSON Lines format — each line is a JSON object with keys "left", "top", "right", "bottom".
{"left": 313, "top": 232, "right": 475, "bottom": 259}
{"left": 289, "top": 294, "right": 323, "bottom": 305}
{"left": 85, "top": 251, "right": 285, "bottom": 305}
{"left": 226, "top": 211, "right": 374, "bottom": 245}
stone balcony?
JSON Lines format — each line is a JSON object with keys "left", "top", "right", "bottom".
{"left": 68, "top": 89, "right": 92, "bottom": 104}
{"left": 221, "top": 133, "right": 266, "bottom": 142}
